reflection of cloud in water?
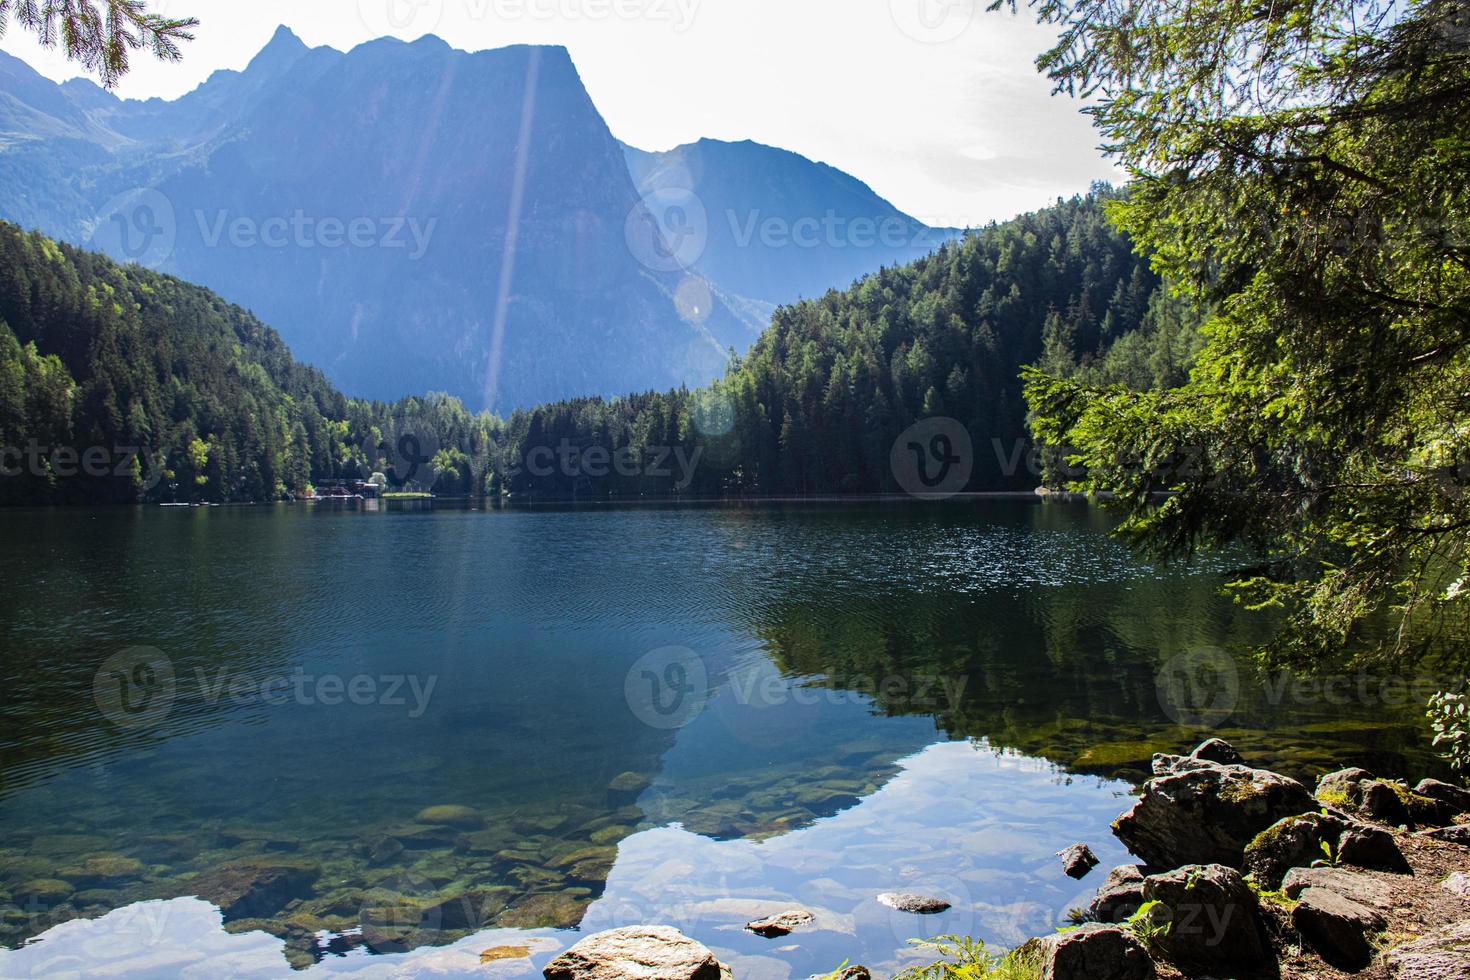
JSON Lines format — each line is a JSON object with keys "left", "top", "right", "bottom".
{"left": 0, "top": 744, "right": 1133, "bottom": 979}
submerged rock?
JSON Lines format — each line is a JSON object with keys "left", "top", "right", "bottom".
{"left": 1293, "top": 886, "right": 1386, "bottom": 969}
{"left": 15, "top": 879, "right": 73, "bottom": 904}
{"left": 496, "top": 891, "right": 593, "bottom": 929}
{"left": 187, "top": 859, "right": 320, "bottom": 921}
{"left": 414, "top": 805, "right": 483, "bottom": 829}
{"left": 1034, "top": 923, "right": 1154, "bottom": 980}
{"left": 362, "top": 835, "right": 404, "bottom": 866}
{"left": 745, "top": 909, "right": 814, "bottom": 937}
{"left": 876, "top": 892, "right": 950, "bottom": 914}
{"left": 606, "top": 773, "right": 653, "bottom": 807}
{"left": 542, "top": 925, "right": 725, "bottom": 980}
{"left": 1058, "top": 843, "right": 1100, "bottom": 880}
{"left": 59, "top": 854, "right": 144, "bottom": 887}
{"left": 1141, "top": 863, "right": 1270, "bottom": 969}
{"left": 1112, "top": 764, "right": 1316, "bottom": 869}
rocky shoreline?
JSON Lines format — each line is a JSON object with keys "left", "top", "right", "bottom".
{"left": 541, "top": 739, "right": 1470, "bottom": 980}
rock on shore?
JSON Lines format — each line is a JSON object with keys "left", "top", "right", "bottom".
{"left": 542, "top": 925, "right": 727, "bottom": 980}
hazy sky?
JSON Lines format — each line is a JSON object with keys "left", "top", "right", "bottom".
{"left": 0, "top": 0, "right": 1121, "bottom": 226}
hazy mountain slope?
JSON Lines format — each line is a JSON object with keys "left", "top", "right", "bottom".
{"left": 0, "top": 31, "right": 758, "bottom": 412}
{"left": 623, "top": 138, "right": 963, "bottom": 309}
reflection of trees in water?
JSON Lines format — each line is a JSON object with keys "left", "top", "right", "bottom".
{"left": 747, "top": 572, "right": 1440, "bottom": 784}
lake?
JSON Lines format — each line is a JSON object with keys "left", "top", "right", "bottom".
{"left": 0, "top": 500, "right": 1443, "bottom": 978}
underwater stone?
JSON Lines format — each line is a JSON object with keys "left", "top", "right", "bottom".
{"left": 606, "top": 773, "right": 653, "bottom": 807}
{"left": 187, "top": 859, "right": 320, "bottom": 921}
{"left": 414, "top": 805, "right": 484, "bottom": 829}
{"left": 15, "top": 879, "right": 73, "bottom": 904}
{"left": 495, "top": 890, "right": 593, "bottom": 929}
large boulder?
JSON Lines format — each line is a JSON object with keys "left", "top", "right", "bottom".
{"left": 1282, "top": 867, "right": 1398, "bottom": 909}
{"left": 1293, "top": 886, "right": 1387, "bottom": 970}
{"left": 1383, "top": 918, "right": 1470, "bottom": 978}
{"left": 1149, "top": 739, "right": 1244, "bottom": 779}
{"left": 1089, "top": 865, "right": 1147, "bottom": 924}
{"left": 1190, "top": 738, "right": 1245, "bottom": 766}
{"left": 1338, "top": 822, "right": 1412, "bottom": 873}
{"left": 1242, "top": 812, "right": 1346, "bottom": 887}
{"left": 1361, "top": 780, "right": 1413, "bottom": 825}
{"left": 1317, "top": 768, "right": 1375, "bottom": 808}
{"left": 1034, "top": 923, "right": 1154, "bottom": 980}
{"left": 1317, "top": 770, "right": 1453, "bottom": 827}
{"left": 1419, "top": 825, "right": 1470, "bottom": 846}
{"left": 1113, "top": 765, "right": 1316, "bottom": 869}
{"left": 1141, "top": 864, "right": 1270, "bottom": 970}
{"left": 542, "top": 926, "right": 725, "bottom": 980}
{"left": 1243, "top": 811, "right": 1409, "bottom": 886}
{"left": 1416, "top": 779, "right": 1470, "bottom": 815}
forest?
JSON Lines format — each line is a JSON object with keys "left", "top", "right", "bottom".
{"left": 0, "top": 186, "right": 1202, "bottom": 504}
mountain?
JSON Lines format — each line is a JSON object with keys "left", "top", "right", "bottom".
{"left": 0, "top": 29, "right": 762, "bottom": 412}
{"left": 623, "top": 138, "right": 963, "bottom": 312}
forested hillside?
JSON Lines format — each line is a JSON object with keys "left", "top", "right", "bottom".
{"left": 493, "top": 188, "right": 1198, "bottom": 496}
{"left": 0, "top": 222, "right": 350, "bottom": 502}
{"left": 0, "top": 188, "right": 1199, "bottom": 504}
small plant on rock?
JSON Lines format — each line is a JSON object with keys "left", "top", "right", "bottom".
{"left": 894, "top": 935, "right": 1041, "bottom": 980}
{"left": 1123, "top": 900, "right": 1172, "bottom": 951}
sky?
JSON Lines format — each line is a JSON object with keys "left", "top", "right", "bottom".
{"left": 0, "top": 0, "right": 1122, "bottom": 227}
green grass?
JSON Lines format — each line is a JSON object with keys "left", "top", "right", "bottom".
{"left": 892, "top": 935, "right": 1042, "bottom": 980}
